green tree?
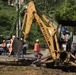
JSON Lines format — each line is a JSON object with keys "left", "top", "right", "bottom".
{"left": 0, "top": 1, "right": 17, "bottom": 39}
{"left": 53, "top": 0, "right": 76, "bottom": 21}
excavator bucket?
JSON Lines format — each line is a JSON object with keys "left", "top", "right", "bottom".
{"left": 12, "top": 38, "right": 23, "bottom": 57}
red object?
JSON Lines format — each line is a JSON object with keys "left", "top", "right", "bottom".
{"left": 34, "top": 43, "right": 40, "bottom": 52}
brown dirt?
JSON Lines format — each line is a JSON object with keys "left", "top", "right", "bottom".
{"left": 0, "top": 50, "right": 76, "bottom": 75}
{"left": 0, "top": 65, "right": 76, "bottom": 75}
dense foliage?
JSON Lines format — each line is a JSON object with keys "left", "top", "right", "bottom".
{"left": 53, "top": 0, "right": 76, "bottom": 21}
{"left": 0, "top": 1, "right": 17, "bottom": 40}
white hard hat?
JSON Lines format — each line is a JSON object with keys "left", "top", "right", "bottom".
{"left": 20, "top": 38, "right": 23, "bottom": 40}
{"left": 12, "top": 35, "right": 15, "bottom": 38}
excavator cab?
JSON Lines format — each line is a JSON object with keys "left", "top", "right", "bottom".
{"left": 58, "top": 20, "right": 76, "bottom": 56}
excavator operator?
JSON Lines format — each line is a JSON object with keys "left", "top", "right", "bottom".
{"left": 61, "top": 28, "right": 71, "bottom": 51}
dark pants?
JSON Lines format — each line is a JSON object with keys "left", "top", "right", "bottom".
{"left": 3, "top": 47, "right": 6, "bottom": 55}
{"left": 34, "top": 52, "right": 39, "bottom": 57}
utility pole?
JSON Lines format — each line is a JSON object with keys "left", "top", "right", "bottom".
{"left": 8, "top": 0, "right": 23, "bottom": 38}
{"left": 18, "top": 0, "right": 21, "bottom": 38}
{"left": 16, "top": 19, "right": 19, "bottom": 38}
{"left": 16, "top": 0, "right": 21, "bottom": 38}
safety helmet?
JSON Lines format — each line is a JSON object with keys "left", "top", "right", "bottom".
{"left": 3, "top": 40, "right": 5, "bottom": 42}
{"left": 12, "top": 35, "right": 15, "bottom": 38}
{"left": 61, "top": 28, "right": 66, "bottom": 33}
{"left": 36, "top": 39, "right": 39, "bottom": 42}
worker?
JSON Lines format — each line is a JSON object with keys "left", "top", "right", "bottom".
{"left": 32, "top": 39, "right": 42, "bottom": 65}
{"left": 2, "top": 40, "right": 7, "bottom": 55}
{"left": 61, "top": 28, "right": 67, "bottom": 51}
{"left": 66, "top": 31, "right": 71, "bottom": 52}
{"left": 8, "top": 35, "right": 15, "bottom": 56}
{"left": 34, "top": 39, "right": 41, "bottom": 58}
{"left": 11, "top": 35, "right": 16, "bottom": 44}
{"left": 61, "top": 29, "right": 71, "bottom": 51}
{"left": 7, "top": 40, "right": 12, "bottom": 57}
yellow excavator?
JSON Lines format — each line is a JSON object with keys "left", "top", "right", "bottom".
{"left": 22, "top": 1, "right": 76, "bottom": 67}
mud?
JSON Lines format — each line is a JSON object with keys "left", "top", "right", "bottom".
{"left": 0, "top": 62, "right": 76, "bottom": 75}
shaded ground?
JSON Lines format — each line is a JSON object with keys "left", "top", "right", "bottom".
{"left": 0, "top": 65, "right": 76, "bottom": 75}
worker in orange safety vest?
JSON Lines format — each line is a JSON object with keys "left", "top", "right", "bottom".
{"left": 2, "top": 40, "right": 7, "bottom": 55}
{"left": 34, "top": 39, "right": 42, "bottom": 58}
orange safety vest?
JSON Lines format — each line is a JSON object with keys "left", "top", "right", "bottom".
{"left": 34, "top": 43, "right": 40, "bottom": 52}
{"left": 2, "top": 42, "right": 6, "bottom": 47}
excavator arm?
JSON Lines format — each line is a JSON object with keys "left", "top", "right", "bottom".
{"left": 22, "top": 1, "right": 60, "bottom": 60}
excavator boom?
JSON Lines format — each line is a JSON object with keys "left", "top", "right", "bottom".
{"left": 22, "top": 1, "right": 60, "bottom": 60}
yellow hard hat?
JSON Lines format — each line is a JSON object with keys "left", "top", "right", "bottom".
{"left": 3, "top": 40, "right": 5, "bottom": 42}
{"left": 36, "top": 39, "right": 39, "bottom": 42}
